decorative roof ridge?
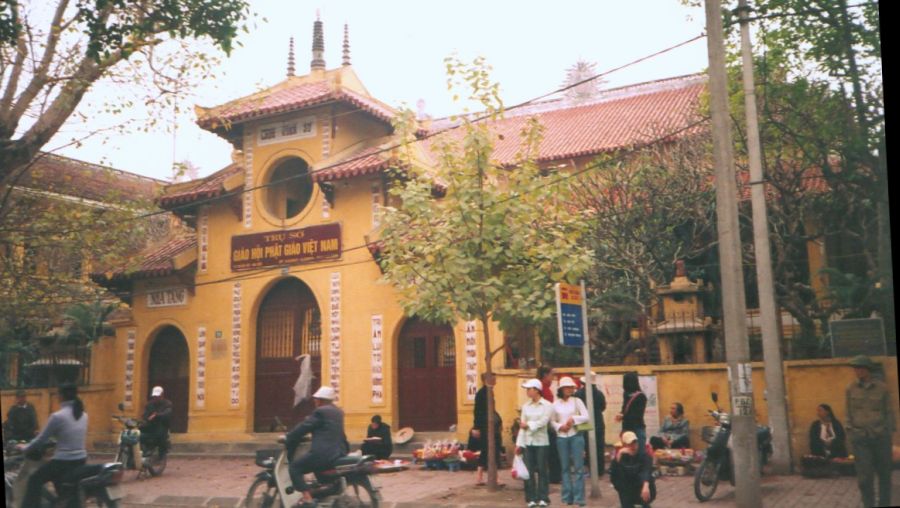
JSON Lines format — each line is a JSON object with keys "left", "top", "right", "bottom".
{"left": 36, "top": 151, "right": 167, "bottom": 185}
{"left": 428, "top": 73, "right": 706, "bottom": 130}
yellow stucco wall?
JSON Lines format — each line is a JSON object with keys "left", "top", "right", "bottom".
{"left": 490, "top": 357, "right": 899, "bottom": 468}
{"left": 91, "top": 92, "right": 510, "bottom": 444}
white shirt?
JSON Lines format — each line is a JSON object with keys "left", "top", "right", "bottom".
{"left": 552, "top": 396, "right": 590, "bottom": 437}
{"left": 516, "top": 398, "right": 554, "bottom": 447}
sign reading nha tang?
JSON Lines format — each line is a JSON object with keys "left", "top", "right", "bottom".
{"left": 231, "top": 223, "right": 342, "bottom": 271}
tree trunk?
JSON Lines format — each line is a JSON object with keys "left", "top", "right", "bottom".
{"left": 480, "top": 314, "right": 499, "bottom": 491}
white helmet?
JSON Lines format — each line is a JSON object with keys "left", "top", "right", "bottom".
{"left": 312, "top": 386, "right": 336, "bottom": 400}
{"left": 151, "top": 386, "right": 163, "bottom": 397}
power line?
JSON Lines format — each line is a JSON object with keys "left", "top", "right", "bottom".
{"left": 4, "top": 32, "right": 709, "bottom": 238}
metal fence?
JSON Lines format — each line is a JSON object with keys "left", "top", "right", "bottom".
{"left": 537, "top": 307, "right": 893, "bottom": 368}
{"left": 0, "top": 345, "right": 91, "bottom": 388}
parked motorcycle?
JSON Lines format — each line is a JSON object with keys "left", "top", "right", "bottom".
{"left": 112, "top": 403, "right": 168, "bottom": 478}
{"left": 693, "top": 392, "right": 773, "bottom": 502}
{"left": 244, "top": 436, "right": 381, "bottom": 508}
{"left": 5, "top": 440, "right": 125, "bottom": 508}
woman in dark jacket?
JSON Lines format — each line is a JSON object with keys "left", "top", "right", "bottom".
{"left": 615, "top": 372, "right": 648, "bottom": 455}
{"left": 809, "top": 403, "right": 847, "bottom": 459}
{"left": 471, "top": 372, "right": 502, "bottom": 485}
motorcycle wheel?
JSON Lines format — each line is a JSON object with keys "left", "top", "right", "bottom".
{"left": 338, "top": 476, "right": 380, "bottom": 508}
{"left": 146, "top": 446, "right": 167, "bottom": 477}
{"left": 244, "top": 477, "right": 279, "bottom": 508}
{"left": 693, "top": 458, "right": 721, "bottom": 502}
{"left": 115, "top": 446, "right": 133, "bottom": 470}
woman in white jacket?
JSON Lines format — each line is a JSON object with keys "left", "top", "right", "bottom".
{"left": 516, "top": 378, "right": 554, "bottom": 508}
{"left": 552, "top": 376, "right": 590, "bottom": 507}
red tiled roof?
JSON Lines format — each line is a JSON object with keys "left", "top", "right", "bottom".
{"left": 15, "top": 152, "right": 162, "bottom": 204}
{"left": 426, "top": 74, "right": 707, "bottom": 166}
{"left": 157, "top": 163, "right": 241, "bottom": 208}
{"left": 95, "top": 235, "right": 196, "bottom": 280}
{"left": 312, "top": 145, "right": 395, "bottom": 182}
{"left": 196, "top": 79, "right": 397, "bottom": 130}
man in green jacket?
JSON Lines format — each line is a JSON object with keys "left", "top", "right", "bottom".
{"left": 845, "top": 355, "right": 895, "bottom": 507}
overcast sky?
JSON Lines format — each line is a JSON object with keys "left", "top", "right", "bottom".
{"left": 49, "top": 0, "right": 709, "bottom": 181}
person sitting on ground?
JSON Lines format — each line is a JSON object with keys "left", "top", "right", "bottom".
{"left": 649, "top": 402, "right": 690, "bottom": 451}
{"left": 360, "top": 414, "right": 393, "bottom": 460}
{"left": 610, "top": 431, "right": 656, "bottom": 508}
{"left": 809, "top": 403, "right": 847, "bottom": 459}
{"left": 285, "top": 386, "right": 349, "bottom": 508}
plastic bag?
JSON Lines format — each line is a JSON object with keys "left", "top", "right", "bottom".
{"left": 512, "top": 454, "right": 530, "bottom": 480}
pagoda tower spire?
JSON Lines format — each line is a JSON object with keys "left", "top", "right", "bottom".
{"left": 310, "top": 11, "right": 325, "bottom": 71}
{"left": 342, "top": 23, "right": 350, "bottom": 66}
{"left": 286, "top": 37, "right": 296, "bottom": 77}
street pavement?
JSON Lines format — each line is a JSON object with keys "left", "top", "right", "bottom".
{"left": 112, "top": 456, "right": 900, "bottom": 507}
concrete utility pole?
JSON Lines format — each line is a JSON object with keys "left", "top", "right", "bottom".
{"left": 704, "top": 0, "right": 762, "bottom": 507}
{"left": 736, "top": 0, "right": 793, "bottom": 474}
{"left": 580, "top": 281, "right": 600, "bottom": 498}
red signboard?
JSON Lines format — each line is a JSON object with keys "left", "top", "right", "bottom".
{"left": 231, "top": 223, "right": 342, "bottom": 272}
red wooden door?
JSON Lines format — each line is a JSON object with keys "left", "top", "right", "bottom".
{"left": 147, "top": 327, "right": 189, "bottom": 433}
{"left": 254, "top": 278, "right": 321, "bottom": 432}
{"left": 398, "top": 319, "right": 457, "bottom": 431}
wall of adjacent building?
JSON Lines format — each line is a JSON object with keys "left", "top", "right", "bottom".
{"left": 491, "top": 356, "right": 898, "bottom": 469}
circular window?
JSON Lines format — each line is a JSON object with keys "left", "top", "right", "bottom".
{"left": 264, "top": 158, "right": 313, "bottom": 220}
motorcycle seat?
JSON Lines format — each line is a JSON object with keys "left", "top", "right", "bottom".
{"left": 334, "top": 455, "right": 372, "bottom": 467}
{"left": 62, "top": 464, "right": 105, "bottom": 484}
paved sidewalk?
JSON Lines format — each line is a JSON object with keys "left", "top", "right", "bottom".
{"left": 114, "top": 456, "right": 899, "bottom": 507}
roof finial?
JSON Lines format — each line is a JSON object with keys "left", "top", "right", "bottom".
{"left": 287, "top": 37, "right": 296, "bottom": 77}
{"left": 311, "top": 12, "right": 325, "bottom": 71}
{"left": 342, "top": 23, "right": 350, "bottom": 66}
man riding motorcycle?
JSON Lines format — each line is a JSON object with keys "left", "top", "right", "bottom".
{"left": 141, "top": 386, "right": 172, "bottom": 458}
{"left": 284, "top": 385, "right": 349, "bottom": 507}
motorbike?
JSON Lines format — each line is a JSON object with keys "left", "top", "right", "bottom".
{"left": 111, "top": 403, "right": 168, "bottom": 478}
{"left": 244, "top": 436, "right": 381, "bottom": 508}
{"left": 5, "top": 440, "right": 125, "bottom": 508}
{"left": 693, "top": 392, "right": 773, "bottom": 502}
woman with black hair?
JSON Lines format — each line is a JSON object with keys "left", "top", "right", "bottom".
{"left": 809, "top": 403, "right": 847, "bottom": 459}
{"left": 615, "top": 372, "right": 648, "bottom": 456}
{"left": 18, "top": 382, "right": 88, "bottom": 508}
{"left": 650, "top": 402, "right": 690, "bottom": 450}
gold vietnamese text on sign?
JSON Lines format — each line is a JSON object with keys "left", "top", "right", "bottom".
{"left": 231, "top": 223, "right": 342, "bottom": 272}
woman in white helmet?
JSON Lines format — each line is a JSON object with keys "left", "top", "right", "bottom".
{"left": 284, "top": 385, "right": 349, "bottom": 507}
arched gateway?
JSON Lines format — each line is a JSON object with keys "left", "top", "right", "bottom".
{"left": 398, "top": 318, "right": 457, "bottom": 431}
{"left": 147, "top": 326, "right": 189, "bottom": 433}
{"left": 254, "top": 278, "right": 322, "bottom": 432}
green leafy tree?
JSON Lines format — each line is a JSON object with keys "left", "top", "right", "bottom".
{"left": 722, "top": 0, "right": 887, "bottom": 349}
{"left": 380, "top": 57, "right": 593, "bottom": 489}
{"left": 566, "top": 132, "right": 718, "bottom": 365}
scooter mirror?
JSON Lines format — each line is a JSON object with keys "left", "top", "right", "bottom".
{"left": 711, "top": 392, "right": 718, "bottom": 403}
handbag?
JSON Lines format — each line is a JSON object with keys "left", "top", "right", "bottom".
{"left": 512, "top": 454, "right": 530, "bottom": 480}
{"left": 575, "top": 422, "right": 594, "bottom": 432}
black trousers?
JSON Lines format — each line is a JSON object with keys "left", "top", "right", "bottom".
{"left": 140, "top": 424, "right": 170, "bottom": 455}
{"left": 289, "top": 452, "right": 337, "bottom": 492}
{"left": 649, "top": 435, "right": 690, "bottom": 451}
{"left": 22, "top": 457, "right": 86, "bottom": 508}
{"left": 548, "top": 428, "right": 562, "bottom": 483}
